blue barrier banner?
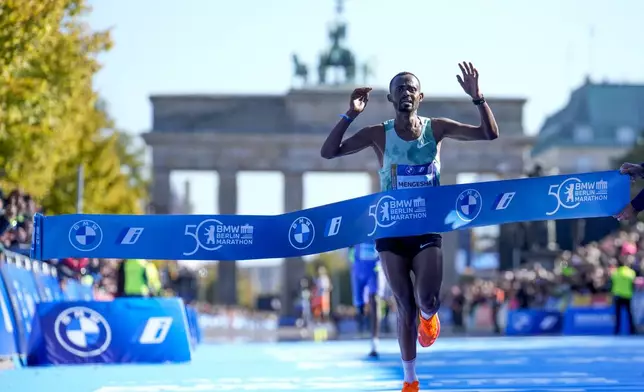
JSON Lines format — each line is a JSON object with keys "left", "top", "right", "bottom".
{"left": 505, "top": 310, "right": 563, "bottom": 335}
{"left": 562, "top": 306, "right": 631, "bottom": 335}
{"left": 185, "top": 306, "right": 201, "bottom": 346}
{"left": 63, "top": 280, "right": 94, "bottom": 301}
{"left": 632, "top": 292, "right": 644, "bottom": 326}
{"left": 63, "top": 279, "right": 80, "bottom": 301}
{"left": 0, "top": 270, "right": 18, "bottom": 357}
{"left": 27, "top": 297, "right": 192, "bottom": 366}
{"left": 31, "top": 171, "right": 629, "bottom": 260}
{"left": 0, "top": 263, "right": 42, "bottom": 354}
{"left": 437, "top": 307, "right": 453, "bottom": 326}
{"left": 193, "top": 308, "right": 202, "bottom": 344}
{"left": 32, "top": 263, "right": 64, "bottom": 303}
{"left": 40, "top": 274, "right": 64, "bottom": 302}
{"left": 78, "top": 284, "right": 94, "bottom": 301}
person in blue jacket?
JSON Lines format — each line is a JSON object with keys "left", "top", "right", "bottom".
{"left": 348, "top": 242, "right": 380, "bottom": 357}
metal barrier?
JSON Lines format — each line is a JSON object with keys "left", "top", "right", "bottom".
{"left": 0, "top": 250, "right": 201, "bottom": 364}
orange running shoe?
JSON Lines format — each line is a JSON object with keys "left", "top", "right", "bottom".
{"left": 402, "top": 381, "right": 420, "bottom": 392}
{"left": 418, "top": 312, "right": 440, "bottom": 348}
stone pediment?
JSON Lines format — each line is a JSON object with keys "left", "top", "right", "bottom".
{"left": 145, "top": 89, "right": 532, "bottom": 176}
{"left": 148, "top": 90, "right": 527, "bottom": 138}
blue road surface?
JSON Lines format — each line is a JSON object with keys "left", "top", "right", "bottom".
{"left": 2, "top": 336, "right": 644, "bottom": 391}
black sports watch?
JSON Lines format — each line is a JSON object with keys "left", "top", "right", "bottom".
{"left": 472, "top": 95, "right": 485, "bottom": 105}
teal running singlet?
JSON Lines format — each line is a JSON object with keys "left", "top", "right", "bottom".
{"left": 378, "top": 116, "right": 440, "bottom": 192}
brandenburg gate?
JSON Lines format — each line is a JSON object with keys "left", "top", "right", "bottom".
{"left": 142, "top": 1, "right": 533, "bottom": 313}
{"left": 143, "top": 88, "right": 531, "bottom": 310}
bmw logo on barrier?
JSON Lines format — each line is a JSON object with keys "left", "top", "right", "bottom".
{"left": 54, "top": 307, "right": 112, "bottom": 358}
{"left": 456, "top": 189, "right": 482, "bottom": 222}
{"left": 289, "top": 217, "right": 315, "bottom": 250}
{"left": 69, "top": 220, "right": 103, "bottom": 252}
{"left": 512, "top": 313, "right": 531, "bottom": 332}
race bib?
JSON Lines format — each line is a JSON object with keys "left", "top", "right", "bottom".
{"left": 391, "top": 162, "right": 439, "bottom": 189}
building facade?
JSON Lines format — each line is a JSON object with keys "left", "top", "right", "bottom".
{"left": 532, "top": 79, "right": 644, "bottom": 172}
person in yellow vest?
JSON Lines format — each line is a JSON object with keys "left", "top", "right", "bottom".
{"left": 116, "top": 259, "right": 161, "bottom": 297}
{"left": 146, "top": 262, "right": 162, "bottom": 297}
{"left": 611, "top": 259, "right": 637, "bottom": 335}
{"left": 80, "top": 274, "right": 94, "bottom": 286}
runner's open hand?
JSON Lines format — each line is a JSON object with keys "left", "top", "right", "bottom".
{"left": 614, "top": 203, "right": 637, "bottom": 222}
{"left": 619, "top": 162, "right": 644, "bottom": 182}
{"left": 349, "top": 87, "right": 372, "bottom": 115}
{"left": 456, "top": 62, "right": 481, "bottom": 100}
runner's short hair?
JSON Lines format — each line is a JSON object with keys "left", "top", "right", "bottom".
{"left": 389, "top": 72, "right": 420, "bottom": 91}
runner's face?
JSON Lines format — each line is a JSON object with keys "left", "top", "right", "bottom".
{"left": 389, "top": 75, "right": 422, "bottom": 113}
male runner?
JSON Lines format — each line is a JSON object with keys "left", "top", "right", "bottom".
{"left": 321, "top": 62, "right": 499, "bottom": 392}
{"left": 348, "top": 242, "right": 380, "bottom": 357}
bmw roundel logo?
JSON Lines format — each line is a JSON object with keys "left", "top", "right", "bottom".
{"left": 54, "top": 307, "right": 112, "bottom": 358}
{"left": 288, "top": 217, "right": 315, "bottom": 250}
{"left": 456, "top": 189, "right": 482, "bottom": 222}
{"left": 69, "top": 220, "right": 103, "bottom": 252}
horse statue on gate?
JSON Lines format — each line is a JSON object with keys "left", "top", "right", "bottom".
{"left": 361, "top": 61, "right": 375, "bottom": 86}
{"left": 292, "top": 54, "right": 309, "bottom": 87}
{"left": 317, "top": 22, "right": 356, "bottom": 85}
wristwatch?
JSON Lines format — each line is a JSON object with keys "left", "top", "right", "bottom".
{"left": 473, "top": 96, "right": 485, "bottom": 105}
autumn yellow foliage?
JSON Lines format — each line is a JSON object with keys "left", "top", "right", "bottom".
{"left": 0, "top": 0, "right": 147, "bottom": 214}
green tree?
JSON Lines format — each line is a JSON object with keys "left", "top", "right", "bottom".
{"left": 0, "top": 0, "right": 111, "bottom": 198}
{"left": 42, "top": 123, "right": 148, "bottom": 215}
{"left": 0, "top": 0, "right": 148, "bottom": 213}
{"left": 114, "top": 131, "right": 148, "bottom": 199}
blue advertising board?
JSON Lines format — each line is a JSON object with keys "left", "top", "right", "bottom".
{"left": 562, "top": 306, "right": 631, "bottom": 335}
{"left": 27, "top": 298, "right": 192, "bottom": 365}
{"left": 505, "top": 310, "right": 563, "bottom": 336}
{"left": 0, "top": 272, "right": 18, "bottom": 357}
{"left": 0, "top": 262, "right": 41, "bottom": 354}
{"left": 32, "top": 263, "right": 64, "bottom": 302}
{"left": 185, "top": 306, "right": 202, "bottom": 346}
{"left": 64, "top": 280, "right": 94, "bottom": 301}
{"left": 631, "top": 292, "right": 644, "bottom": 326}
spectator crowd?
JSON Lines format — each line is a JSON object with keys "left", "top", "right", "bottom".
{"left": 283, "top": 221, "right": 644, "bottom": 337}
{"left": 444, "top": 222, "right": 644, "bottom": 333}
{"left": 0, "top": 187, "right": 189, "bottom": 302}
{"left": 0, "top": 189, "right": 36, "bottom": 255}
